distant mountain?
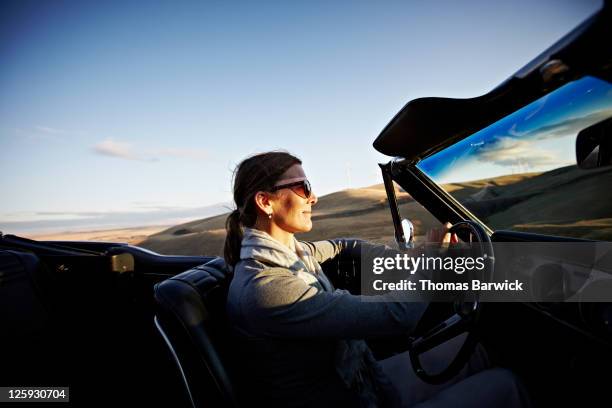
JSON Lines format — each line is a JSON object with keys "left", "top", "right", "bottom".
{"left": 137, "top": 165, "right": 612, "bottom": 256}
{"left": 2, "top": 202, "right": 230, "bottom": 236}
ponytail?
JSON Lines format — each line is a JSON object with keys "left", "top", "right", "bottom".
{"left": 224, "top": 209, "right": 243, "bottom": 267}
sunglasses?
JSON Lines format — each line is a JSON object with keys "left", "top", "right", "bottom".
{"left": 270, "top": 179, "right": 313, "bottom": 199}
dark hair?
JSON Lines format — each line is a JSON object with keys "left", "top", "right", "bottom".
{"left": 224, "top": 151, "right": 302, "bottom": 267}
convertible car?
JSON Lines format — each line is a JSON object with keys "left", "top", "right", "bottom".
{"left": 1, "top": 2, "right": 611, "bottom": 407}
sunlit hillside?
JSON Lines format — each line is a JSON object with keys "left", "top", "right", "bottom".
{"left": 138, "top": 165, "right": 612, "bottom": 256}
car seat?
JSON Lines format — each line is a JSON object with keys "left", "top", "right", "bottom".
{"left": 153, "top": 257, "right": 239, "bottom": 408}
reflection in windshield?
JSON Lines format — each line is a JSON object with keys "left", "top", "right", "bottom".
{"left": 417, "top": 76, "right": 612, "bottom": 240}
{"left": 418, "top": 76, "right": 612, "bottom": 184}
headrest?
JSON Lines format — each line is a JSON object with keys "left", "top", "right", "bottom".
{"left": 171, "top": 257, "right": 230, "bottom": 289}
{"left": 154, "top": 257, "right": 231, "bottom": 324}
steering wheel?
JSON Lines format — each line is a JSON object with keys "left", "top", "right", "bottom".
{"left": 408, "top": 220, "right": 494, "bottom": 384}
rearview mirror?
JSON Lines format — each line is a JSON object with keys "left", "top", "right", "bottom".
{"left": 576, "top": 116, "right": 612, "bottom": 169}
{"left": 400, "top": 218, "right": 415, "bottom": 249}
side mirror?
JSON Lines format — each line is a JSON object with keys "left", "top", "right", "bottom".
{"left": 576, "top": 116, "right": 612, "bottom": 169}
{"left": 399, "top": 218, "right": 415, "bottom": 249}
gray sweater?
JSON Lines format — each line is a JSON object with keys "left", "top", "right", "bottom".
{"left": 226, "top": 228, "right": 426, "bottom": 407}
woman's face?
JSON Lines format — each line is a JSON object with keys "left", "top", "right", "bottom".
{"left": 269, "top": 164, "right": 318, "bottom": 234}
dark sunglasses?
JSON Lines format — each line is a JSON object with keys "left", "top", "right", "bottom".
{"left": 270, "top": 179, "right": 313, "bottom": 199}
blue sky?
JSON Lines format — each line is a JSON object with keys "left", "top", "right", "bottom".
{"left": 0, "top": 0, "right": 603, "bottom": 234}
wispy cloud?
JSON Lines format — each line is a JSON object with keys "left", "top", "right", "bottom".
{"left": 475, "top": 110, "right": 612, "bottom": 169}
{"left": 477, "top": 137, "right": 560, "bottom": 168}
{"left": 529, "top": 109, "right": 612, "bottom": 141}
{"left": 92, "top": 138, "right": 207, "bottom": 162}
{"left": 92, "top": 138, "right": 155, "bottom": 161}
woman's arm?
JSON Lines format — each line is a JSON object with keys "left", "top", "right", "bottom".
{"left": 301, "top": 239, "right": 393, "bottom": 293}
{"left": 301, "top": 239, "right": 391, "bottom": 264}
{"left": 301, "top": 222, "right": 456, "bottom": 265}
{"left": 238, "top": 263, "right": 427, "bottom": 339}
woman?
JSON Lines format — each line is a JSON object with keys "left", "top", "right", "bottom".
{"left": 224, "top": 151, "right": 529, "bottom": 408}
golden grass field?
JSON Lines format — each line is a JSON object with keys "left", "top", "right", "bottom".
{"left": 27, "top": 225, "right": 171, "bottom": 245}
{"left": 26, "top": 165, "right": 612, "bottom": 256}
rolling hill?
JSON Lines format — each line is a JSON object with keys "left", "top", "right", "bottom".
{"left": 138, "top": 165, "right": 612, "bottom": 256}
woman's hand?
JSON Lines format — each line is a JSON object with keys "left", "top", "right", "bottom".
{"left": 426, "top": 222, "right": 459, "bottom": 245}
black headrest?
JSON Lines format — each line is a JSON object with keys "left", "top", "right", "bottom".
{"left": 157, "top": 257, "right": 231, "bottom": 322}
{"left": 153, "top": 257, "right": 238, "bottom": 408}
{"left": 168, "top": 256, "right": 230, "bottom": 294}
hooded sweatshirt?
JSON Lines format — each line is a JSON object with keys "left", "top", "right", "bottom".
{"left": 226, "top": 228, "right": 426, "bottom": 407}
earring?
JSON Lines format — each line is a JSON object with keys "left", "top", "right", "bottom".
{"left": 268, "top": 213, "right": 272, "bottom": 219}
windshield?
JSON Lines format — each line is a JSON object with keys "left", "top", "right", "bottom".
{"left": 417, "top": 76, "right": 612, "bottom": 240}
